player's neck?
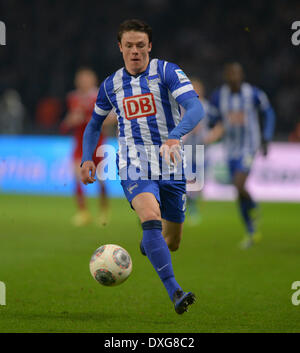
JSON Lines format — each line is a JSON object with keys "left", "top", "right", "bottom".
{"left": 125, "top": 58, "right": 150, "bottom": 77}
{"left": 229, "top": 83, "right": 242, "bottom": 93}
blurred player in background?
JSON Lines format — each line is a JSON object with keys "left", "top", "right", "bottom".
{"left": 81, "top": 19, "right": 205, "bottom": 314}
{"left": 205, "top": 62, "right": 275, "bottom": 248}
{"left": 288, "top": 122, "right": 300, "bottom": 142}
{"left": 60, "top": 68, "right": 113, "bottom": 227}
{"left": 183, "top": 78, "right": 209, "bottom": 225}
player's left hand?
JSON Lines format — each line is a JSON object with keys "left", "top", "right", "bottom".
{"left": 81, "top": 160, "right": 97, "bottom": 185}
{"left": 160, "top": 139, "right": 181, "bottom": 165}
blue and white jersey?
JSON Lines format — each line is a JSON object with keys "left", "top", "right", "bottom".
{"left": 209, "top": 83, "right": 272, "bottom": 159}
{"left": 93, "top": 58, "right": 198, "bottom": 176}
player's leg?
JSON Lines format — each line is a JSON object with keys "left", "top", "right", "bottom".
{"left": 159, "top": 179, "right": 187, "bottom": 251}
{"left": 121, "top": 179, "right": 195, "bottom": 313}
{"left": 186, "top": 160, "right": 202, "bottom": 225}
{"left": 162, "top": 219, "right": 183, "bottom": 252}
{"left": 186, "top": 189, "right": 201, "bottom": 225}
{"left": 74, "top": 159, "right": 86, "bottom": 210}
{"left": 131, "top": 191, "right": 161, "bottom": 222}
{"left": 97, "top": 180, "right": 110, "bottom": 226}
{"left": 132, "top": 192, "right": 195, "bottom": 313}
{"left": 158, "top": 180, "right": 196, "bottom": 313}
{"left": 93, "top": 153, "right": 110, "bottom": 226}
{"left": 232, "top": 167, "right": 260, "bottom": 247}
{"left": 132, "top": 192, "right": 182, "bottom": 300}
{"left": 72, "top": 158, "right": 92, "bottom": 226}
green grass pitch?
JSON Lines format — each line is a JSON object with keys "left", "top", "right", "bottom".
{"left": 0, "top": 194, "right": 299, "bottom": 333}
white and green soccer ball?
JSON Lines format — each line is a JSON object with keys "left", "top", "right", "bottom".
{"left": 89, "top": 244, "right": 132, "bottom": 286}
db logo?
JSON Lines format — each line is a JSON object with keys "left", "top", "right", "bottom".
{"left": 123, "top": 93, "right": 156, "bottom": 120}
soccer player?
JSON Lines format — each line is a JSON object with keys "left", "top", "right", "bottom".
{"left": 81, "top": 19, "right": 205, "bottom": 314}
{"left": 183, "top": 78, "right": 210, "bottom": 225}
{"left": 60, "top": 68, "right": 111, "bottom": 227}
{"left": 205, "top": 62, "right": 275, "bottom": 248}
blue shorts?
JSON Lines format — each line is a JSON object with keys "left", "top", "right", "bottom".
{"left": 228, "top": 154, "right": 255, "bottom": 180}
{"left": 121, "top": 178, "right": 187, "bottom": 223}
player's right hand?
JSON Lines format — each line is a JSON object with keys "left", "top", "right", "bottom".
{"left": 81, "top": 161, "right": 96, "bottom": 185}
{"left": 160, "top": 139, "right": 181, "bottom": 165}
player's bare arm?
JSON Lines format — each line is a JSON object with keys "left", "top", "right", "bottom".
{"left": 101, "top": 111, "right": 117, "bottom": 135}
{"left": 101, "top": 110, "right": 116, "bottom": 127}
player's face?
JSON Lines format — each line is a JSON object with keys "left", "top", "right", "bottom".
{"left": 75, "top": 70, "right": 97, "bottom": 92}
{"left": 224, "top": 64, "right": 243, "bottom": 91}
{"left": 119, "top": 31, "right": 152, "bottom": 75}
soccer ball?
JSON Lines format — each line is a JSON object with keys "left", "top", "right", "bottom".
{"left": 89, "top": 244, "right": 132, "bottom": 286}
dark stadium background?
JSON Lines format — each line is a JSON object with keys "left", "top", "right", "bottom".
{"left": 0, "top": 0, "right": 299, "bottom": 137}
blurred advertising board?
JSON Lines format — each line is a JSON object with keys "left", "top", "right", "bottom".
{"left": 0, "top": 135, "right": 123, "bottom": 197}
{"left": 203, "top": 142, "right": 300, "bottom": 202}
{"left": 0, "top": 135, "right": 299, "bottom": 201}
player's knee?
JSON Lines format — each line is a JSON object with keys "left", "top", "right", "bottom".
{"left": 140, "top": 210, "right": 161, "bottom": 222}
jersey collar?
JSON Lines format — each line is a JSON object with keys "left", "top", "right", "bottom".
{"left": 124, "top": 58, "right": 151, "bottom": 78}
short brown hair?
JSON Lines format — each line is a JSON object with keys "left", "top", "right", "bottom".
{"left": 118, "top": 19, "right": 152, "bottom": 43}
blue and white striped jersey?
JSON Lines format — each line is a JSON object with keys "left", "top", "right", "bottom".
{"left": 93, "top": 58, "right": 198, "bottom": 176}
{"left": 209, "top": 83, "right": 272, "bottom": 159}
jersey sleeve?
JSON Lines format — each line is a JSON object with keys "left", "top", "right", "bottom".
{"left": 253, "top": 86, "right": 272, "bottom": 113}
{"left": 163, "top": 62, "right": 198, "bottom": 104}
{"left": 93, "top": 80, "right": 113, "bottom": 118}
{"left": 252, "top": 86, "right": 276, "bottom": 141}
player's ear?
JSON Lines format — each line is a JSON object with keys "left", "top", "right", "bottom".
{"left": 118, "top": 42, "right": 123, "bottom": 53}
{"left": 148, "top": 42, "right": 152, "bottom": 53}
